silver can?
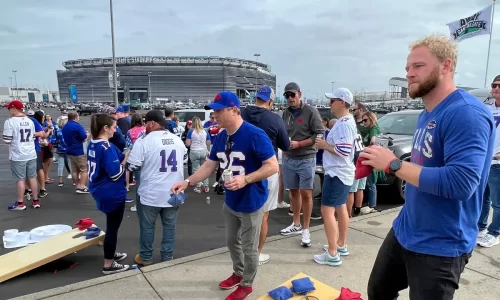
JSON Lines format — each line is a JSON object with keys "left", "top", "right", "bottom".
{"left": 222, "top": 169, "right": 233, "bottom": 182}
{"left": 374, "top": 136, "right": 390, "bottom": 148}
{"left": 317, "top": 133, "right": 324, "bottom": 140}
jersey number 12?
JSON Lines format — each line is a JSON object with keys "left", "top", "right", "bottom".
{"left": 159, "top": 149, "right": 177, "bottom": 172}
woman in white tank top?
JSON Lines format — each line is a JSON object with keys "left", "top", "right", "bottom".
{"left": 185, "top": 117, "right": 211, "bottom": 193}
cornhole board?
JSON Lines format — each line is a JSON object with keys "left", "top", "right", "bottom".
{"left": 258, "top": 272, "right": 341, "bottom": 300}
{"left": 0, "top": 227, "right": 105, "bottom": 283}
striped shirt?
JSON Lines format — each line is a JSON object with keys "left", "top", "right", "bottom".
{"left": 322, "top": 114, "right": 357, "bottom": 186}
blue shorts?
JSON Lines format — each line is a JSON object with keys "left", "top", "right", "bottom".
{"left": 282, "top": 156, "right": 316, "bottom": 190}
{"left": 322, "top": 175, "right": 350, "bottom": 208}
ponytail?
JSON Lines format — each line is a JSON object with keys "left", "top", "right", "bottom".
{"left": 90, "top": 113, "right": 115, "bottom": 139}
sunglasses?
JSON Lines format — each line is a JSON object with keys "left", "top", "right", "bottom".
{"left": 362, "top": 119, "right": 369, "bottom": 122}
{"left": 283, "top": 92, "right": 296, "bottom": 99}
{"left": 492, "top": 83, "right": 500, "bottom": 89}
{"left": 225, "top": 135, "right": 232, "bottom": 153}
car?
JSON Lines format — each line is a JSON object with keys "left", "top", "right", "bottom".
{"left": 174, "top": 109, "right": 214, "bottom": 128}
{"left": 375, "top": 109, "right": 421, "bottom": 201}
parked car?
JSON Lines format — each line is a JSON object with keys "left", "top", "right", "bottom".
{"left": 174, "top": 109, "right": 213, "bottom": 127}
{"left": 375, "top": 109, "right": 421, "bottom": 201}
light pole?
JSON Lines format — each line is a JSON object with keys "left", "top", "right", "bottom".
{"left": 12, "top": 71, "right": 18, "bottom": 99}
{"left": 91, "top": 85, "right": 95, "bottom": 102}
{"left": 148, "top": 72, "right": 152, "bottom": 105}
{"left": 254, "top": 53, "right": 260, "bottom": 62}
{"left": 331, "top": 81, "right": 335, "bottom": 92}
{"left": 109, "top": 0, "right": 118, "bottom": 107}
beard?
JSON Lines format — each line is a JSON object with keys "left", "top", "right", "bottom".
{"left": 409, "top": 67, "right": 440, "bottom": 99}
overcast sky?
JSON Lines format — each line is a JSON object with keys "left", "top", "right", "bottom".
{"left": 0, "top": 0, "right": 499, "bottom": 97}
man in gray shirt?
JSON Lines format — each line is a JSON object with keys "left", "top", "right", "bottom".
{"left": 280, "top": 82, "right": 325, "bottom": 247}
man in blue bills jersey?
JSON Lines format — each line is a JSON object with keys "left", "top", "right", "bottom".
{"left": 171, "top": 91, "right": 279, "bottom": 300}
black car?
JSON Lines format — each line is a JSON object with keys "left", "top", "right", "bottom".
{"left": 375, "top": 110, "right": 421, "bottom": 201}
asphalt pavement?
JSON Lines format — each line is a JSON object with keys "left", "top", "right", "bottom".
{"left": 0, "top": 107, "right": 399, "bottom": 300}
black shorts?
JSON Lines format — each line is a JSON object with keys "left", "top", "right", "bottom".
{"left": 36, "top": 152, "right": 43, "bottom": 171}
{"left": 41, "top": 146, "right": 54, "bottom": 161}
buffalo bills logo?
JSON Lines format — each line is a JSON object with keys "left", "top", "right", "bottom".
{"left": 258, "top": 86, "right": 268, "bottom": 93}
{"left": 214, "top": 94, "right": 222, "bottom": 102}
{"left": 427, "top": 120, "right": 437, "bottom": 130}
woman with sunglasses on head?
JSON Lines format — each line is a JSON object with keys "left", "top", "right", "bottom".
{"left": 87, "top": 114, "right": 129, "bottom": 275}
{"left": 360, "top": 111, "right": 382, "bottom": 214}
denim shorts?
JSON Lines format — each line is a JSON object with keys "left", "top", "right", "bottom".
{"left": 350, "top": 177, "right": 367, "bottom": 193}
{"left": 322, "top": 175, "right": 351, "bottom": 208}
{"left": 282, "top": 156, "right": 316, "bottom": 190}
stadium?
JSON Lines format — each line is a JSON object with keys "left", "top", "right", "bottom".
{"left": 56, "top": 56, "right": 276, "bottom": 104}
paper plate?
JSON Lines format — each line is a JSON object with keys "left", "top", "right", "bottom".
{"left": 29, "top": 224, "right": 72, "bottom": 243}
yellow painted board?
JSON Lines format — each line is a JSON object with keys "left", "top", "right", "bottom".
{"left": 258, "top": 272, "right": 341, "bottom": 300}
{"left": 0, "top": 227, "right": 105, "bottom": 283}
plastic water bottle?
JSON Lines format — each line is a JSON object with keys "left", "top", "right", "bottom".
{"left": 131, "top": 264, "right": 138, "bottom": 270}
{"left": 206, "top": 197, "right": 211, "bottom": 204}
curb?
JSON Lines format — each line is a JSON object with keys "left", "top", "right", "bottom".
{"left": 11, "top": 207, "right": 402, "bottom": 300}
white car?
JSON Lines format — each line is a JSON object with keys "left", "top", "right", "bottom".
{"left": 174, "top": 109, "right": 213, "bottom": 128}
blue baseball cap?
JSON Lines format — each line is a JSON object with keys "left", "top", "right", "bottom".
{"left": 255, "top": 85, "right": 275, "bottom": 102}
{"left": 116, "top": 106, "right": 124, "bottom": 113}
{"left": 204, "top": 91, "right": 240, "bottom": 110}
{"left": 121, "top": 105, "right": 130, "bottom": 112}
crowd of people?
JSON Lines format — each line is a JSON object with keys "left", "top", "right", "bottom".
{"left": 3, "top": 33, "right": 500, "bottom": 300}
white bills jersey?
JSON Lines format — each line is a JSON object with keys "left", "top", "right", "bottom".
{"left": 3, "top": 116, "right": 37, "bottom": 161}
{"left": 127, "top": 130, "right": 188, "bottom": 207}
{"left": 323, "top": 114, "right": 357, "bottom": 186}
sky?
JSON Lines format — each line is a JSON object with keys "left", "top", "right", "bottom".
{"left": 1, "top": 0, "right": 499, "bottom": 97}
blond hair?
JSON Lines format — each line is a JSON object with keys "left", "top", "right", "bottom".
{"left": 409, "top": 34, "right": 458, "bottom": 74}
{"left": 57, "top": 117, "right": 68, "bottom": 128}
{"left": 362, "top": 112, "right": 378, "bottom": 127}
{"left": 191, "top": 117, "right": 204, "bottom": 133}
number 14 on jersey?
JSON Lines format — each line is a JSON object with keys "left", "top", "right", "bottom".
{"left": 159, "top": 149, "right": 178, "bottom": 172}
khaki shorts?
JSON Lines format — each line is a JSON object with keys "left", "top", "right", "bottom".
{"left": 68, "top": 155, "right": 88, "bottom": 172}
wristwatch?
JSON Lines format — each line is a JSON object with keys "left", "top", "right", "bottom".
{"left": 245, "top": 175, "right": 252, "bottom": 185}
{"left": 184, "top": 178, "right": 191, "bottom": 186}
{"left": 387, "top": 159, "right": 402, "bottom": 175}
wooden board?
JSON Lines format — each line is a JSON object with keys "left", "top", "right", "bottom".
{"left": 0, "top": 227, "right": 105, "bottom": 283}
{"left": 258, "top": 272, "right": 341, "bottom": 300}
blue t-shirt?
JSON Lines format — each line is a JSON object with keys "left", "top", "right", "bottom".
{"left": 393, "top": 89, "right": 495, "bottom": 257}
{"left": 165, "top": 120, "right": 181, "bottom": 137}
{"left": 209, "top": 121, "right": 275, "bottom": 213}
{"left": 30, "top": 117, "right": 43, "bottom": 152}
{"left": 87, "top": 139, "right": 127, "bottom": 213}
{"left": 62, "top": 120, "right": 87, "bottom": 156}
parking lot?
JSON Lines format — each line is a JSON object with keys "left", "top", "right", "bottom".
{"left": 0, "top": 107, "right": 399, "bottom": 299}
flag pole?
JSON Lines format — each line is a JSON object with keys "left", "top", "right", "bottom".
{"left": 484, "top": 0, "right": 496, "bottom": 87}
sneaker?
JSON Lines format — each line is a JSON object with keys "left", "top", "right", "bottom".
{"left": 212, "top": 182, "right": 218, "bottom": 188}
{"left": 478, "top": 229, "right": 488, "bottom": 239}
{"left": 39, "top": 189, "right": 48, "bottom": 198}
{"left": 194, "top": 187, "right": 202, "bottom": 193}
{"left": 76, "top": 187, "right": 89, "bottom": 194}
{"left": 204, "top": 185, "right": 210, "bottom": 193}
{"left": 125, "top": 198, "right": 134, "bottom": 203}
{"left": 32, "top": 200, "right": 41, "bottom": 209}
{"left": 280, "top": 223, "right": 302, "bottom": 236}
{"left": 226, "top": 285, "right": 252, "bottom": 300}
{"left": 129, "top": 180, "right": 136, "bottom": 186}
{"left": 277, "top": 201, "right": 290, "bottom": 209}
{"left": 130, "top": 205, "right": 137, "bottom": 212}
{"left": 314, "top": 193, "right": 322, "bottom": 200}
{"left": 259, "top": 253, "right": 270, "bottom": 265}
{"left": 301, "top": 229, "right": 311, "bottom": 247}
{"left": 114, "top": 252, "right": 127, "bottom": 262}
{"left": 219, "top": 273, "right": 242, "bottom": 290}
{"left": 8, "top": 202, "right": 26, "bottom": 211}
{"left": 477, "top": 233, "right": 500, "bottom": 248}
{"left": 58, "top": 182, "right": 64, "bottom": 187}
{"left": 310, "top": 212, "right": 322, "bottom": 220}
{"left": 135, "top": 254, "right": 153, "bottom": 266}
{"left": 102, "top": 261, "right": 129, "bottom": 275}
{"left": 67, "top": 174, "right": 72, "bottom": 179}
{"left": 288, "top": 209, "right": 303, "bottom": 216}
{"left": 24, "top": 189, "right": 32, "bottom": 201}
{"left": 361, "top": 206, "right": 376, "bottom": 214}
{"left": 323, "top": 244, "right": 350, "bottom": 256}
{"left": 313, "top": 251, "right": 342, "bottom": 266}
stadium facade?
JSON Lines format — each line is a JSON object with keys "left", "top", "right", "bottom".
{"left": 56, "top": 56, "right": 276, "bottom": 104}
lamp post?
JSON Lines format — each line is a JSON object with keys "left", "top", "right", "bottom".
{"left": 254, "top": 53, "right": 260, "bottom": 62}
{"left": 109, "top": 0, "right": 118, "bottom": 107}
{"left": 91, "top": 85, "right": 95, "bottom": 102}
{"left": 148, "top": 72, "right": 152, "bottom": 105}
{"left": 331, "top": 81, "right": 335, "bottom": 92}
{"left": 12, "top": 71, "right": 18, "bottom": 99}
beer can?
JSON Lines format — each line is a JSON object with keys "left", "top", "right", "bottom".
{"left": 222, "top": 169, "right": 233, "bottom": 182}
{"left": 374, "top": 136, "right": 390, "bottom": 148}
{"left": 317, "top": 134, "right": 324, "bottom": 140}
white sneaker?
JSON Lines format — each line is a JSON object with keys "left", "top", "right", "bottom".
{"left": 259, "top": 253, "right": 270, "bottom": 265}
{"left": 313, "top": 251, "right": 342, "bottom": 266}
{"left": 277, "top": 202, "right": 291, "bottom": 209}
{"left": 361, "top": 207, "right": 376, "bottom": 214}
{"left": 67, "top": 174, "right": 72, "bottom": 179}
{"left": 478, "top": 229, "right": 488, "bottom": 239}
{"left": 477, "top": 233, "right": 500, "bottom": 248}
{"left": 280, "top": 223, "right": 302, "bottom": 236}
{"left": 323, "top": 244, "right": 350, "bottom": 256}
{"left": 130, "top": 205, "right": 137, "bottom": 212}
{"left": 301, "top": 229, "right": 311, "bottom": 247}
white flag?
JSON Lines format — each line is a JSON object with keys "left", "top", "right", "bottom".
{"left": 447, "top": 4, "right": 494, "bottom": 43}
